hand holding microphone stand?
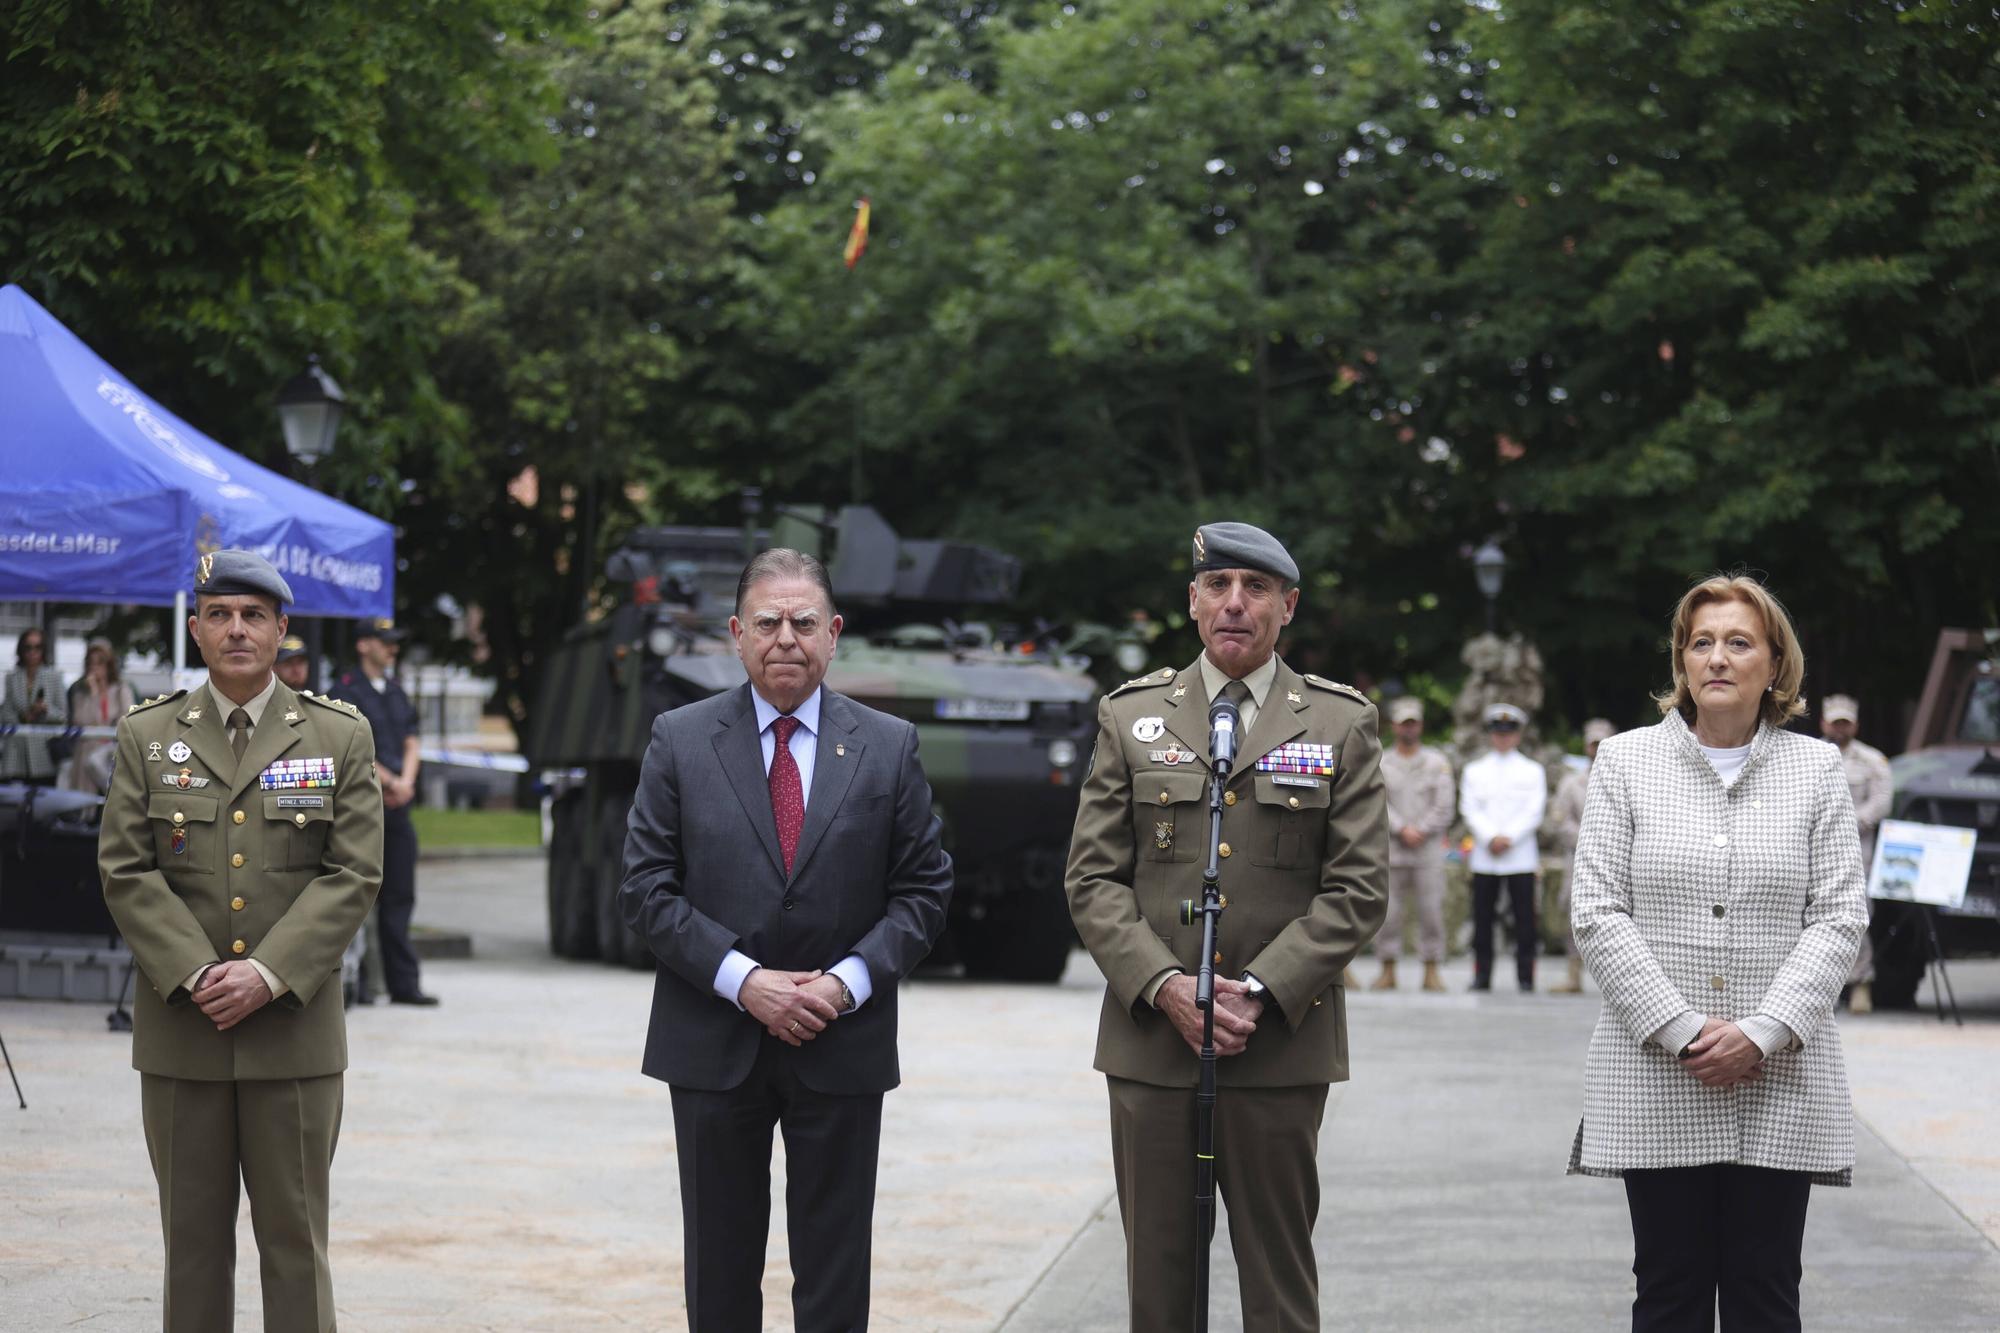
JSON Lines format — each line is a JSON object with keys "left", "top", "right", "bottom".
{"left": 1178, "top": 694, "right": 1239, "bottom": 1333}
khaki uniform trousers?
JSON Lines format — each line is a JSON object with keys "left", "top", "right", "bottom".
{"left": 140, "top": 1072, "right": 343, "bottom": 1333}
{"left": 1377, "top": 861, "right": 1446, "bottom": 962}
{"left": 1108, "top": 1075, "right": 1329, "bottom": 1333}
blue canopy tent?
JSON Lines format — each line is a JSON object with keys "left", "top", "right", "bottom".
{"left": 0, "top": 283, "right": 393, "bottom": 622}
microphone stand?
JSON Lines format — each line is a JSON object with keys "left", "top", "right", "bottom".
{"left": 1180, "top": 753, "right": 1231, "bottom": 1333}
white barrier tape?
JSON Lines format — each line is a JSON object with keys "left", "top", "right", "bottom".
{"left": 0, "top": 723, "right": 118, "bottom": 739}
{"left": 417, "top": 747, "right": 530, "bottom": 774}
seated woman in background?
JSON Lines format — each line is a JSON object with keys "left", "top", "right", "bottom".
{"left": 63, "top": 637, "right": 133, "bottom": 794}
{"left": 1568, "top": 572, "right": 1867, "bottom": 1332}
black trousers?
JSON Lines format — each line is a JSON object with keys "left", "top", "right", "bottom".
{"left": 669, "top": 1041, "right": 884, "bottom": 1333}
{"left": 1623, "top": 1164, "right": 1812, "bottom": 1332}
{"left": 1471, "top": 872, "right": 1538, "bottom": 987}
{"left": 377, "top": 802, "right": 421, "bottom": 998}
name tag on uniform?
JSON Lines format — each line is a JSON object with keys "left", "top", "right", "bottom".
{"left": 1257, "top": 742, "right": 1337, "bottom": 777}
{"left": 261, "top": 757, "right": 337, "bottom": 790}
{"left": 276, "top": 794, "right": 326, "bottom": 808}
{"left": 1269, "top": 773, "right": 1322, "bottom": 788}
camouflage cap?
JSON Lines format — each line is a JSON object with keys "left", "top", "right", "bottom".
{"left": 1822, "top": 694, "right": 1859, "bottom": 724}
{"left": 194, "top": 549, "right": 293, "bottom": 607}
{"left": 1387, "top": 696, "right": 1424, "bottom": 724}
{"left": 1191, "top": 522, "right": 1298, "bottom": 583}
{"left": 275, "top": 635, "right": 309, "bottom": 662}
{"left": 1582, "top": 717, "right": 1616, "bottom": 745}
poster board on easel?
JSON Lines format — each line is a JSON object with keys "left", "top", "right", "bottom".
{"left": 1867, "top": 819, "right": 1976, "bottom": 910}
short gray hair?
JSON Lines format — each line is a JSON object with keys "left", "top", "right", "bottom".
{"left": 735, "top": 548, "right": 836, "bottom": 617}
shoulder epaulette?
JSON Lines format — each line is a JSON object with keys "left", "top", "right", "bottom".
{"left": 127, "top": 689, "right": 187, "bottom": 715}
{"left": 1303, "top": 673, "right": 1371, "bottom": 705}
{"left": 1108, "top": 667, "right": 1178, "bottom": 698}
{"left": 301, "top": 692, "right": 362, "bottom": 717}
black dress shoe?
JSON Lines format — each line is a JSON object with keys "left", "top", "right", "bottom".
{"left": 388, "top": 992, "right": 440, "bottom": 1007}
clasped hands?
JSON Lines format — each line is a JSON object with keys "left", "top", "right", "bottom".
{"left": 193, "top": 960, "right": 274, "bottom": 1032}
{"left": 1157, "top": 973, "right": 1263, "bottom": 1057}
{"left": 740, "top": 967, "right": 847, "bottom": 1047}
{"left": 1680, "top": 1016, "right": 1764, "bottom": 1089}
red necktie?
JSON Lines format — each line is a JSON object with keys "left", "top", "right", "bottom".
{"left": 769, "top": 715, "right": 804, "bottom": 873}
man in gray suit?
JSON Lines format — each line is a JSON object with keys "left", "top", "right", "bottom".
{"left": 620, "top": 547, "right": 954, "bottom": 1333}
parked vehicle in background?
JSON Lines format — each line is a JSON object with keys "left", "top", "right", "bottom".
{"left": 1872, "top": 628, "right": 2000, "bottom": 1008}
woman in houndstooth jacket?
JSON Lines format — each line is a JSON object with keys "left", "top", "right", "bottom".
{"left": 1569, "top": 574, "right": 1867, "bottom": 1333}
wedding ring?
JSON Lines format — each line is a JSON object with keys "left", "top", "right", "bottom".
{"left": 789, "top": 1021, "right": 801, "bottom": 1033}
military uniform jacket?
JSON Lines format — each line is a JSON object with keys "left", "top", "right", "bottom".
{"left": 1568, "top": 714, "right": 1867, "bottom": 1184}
{"left": 100, "top": 681, "right": 384, "bottom": 1082}
{"left": 1066, "top": 655, "right": 1389, "bottom": 1089}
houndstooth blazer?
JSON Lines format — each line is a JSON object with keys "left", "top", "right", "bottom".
{"left": 1567, "top": 712, "right": 1867, "bottom": 1185}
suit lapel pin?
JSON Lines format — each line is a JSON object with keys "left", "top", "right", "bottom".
{"left": 284, "top": 709, "right": 300, "bottom": 723}
{"left": 1172, "top": 685, "right": 1187, "bottom": 699}
{"left": 185, "top": 707, "right": 202, "bottom": 721}
{"left": 835, "top": 743, "right": 846, "bottom": 757}
{"left": 1287, "top": 689, "right": 1302, "bottom": 704}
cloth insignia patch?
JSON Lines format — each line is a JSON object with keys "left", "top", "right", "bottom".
{"left": 276, "top": 794, "right": 327, "bottom": 808}
{"left": 1256, "top": 742, "right": 1337, "bottom": 777}
{"left": 261, "top": 757, "right": 337, "bottom": 790}
{"left": 1270, "top": 773, "right": 1321, "bottom": 788}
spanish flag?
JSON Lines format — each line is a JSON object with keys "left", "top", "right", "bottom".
{"left": 844, "top": 196, "right": 871, "bottom": 270}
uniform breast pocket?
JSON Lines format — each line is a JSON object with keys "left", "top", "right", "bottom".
{"left": 148, "top": 793, "right": 219, "bottom": 875}
{"left": 1249, "top": 775, "right": 1331, "bottom": 869}
{"left": 263, "top": 795, "right": 334, "bottom": 872}
{"left": 1135, "top": 769, "right": 1208, "bottom": 863}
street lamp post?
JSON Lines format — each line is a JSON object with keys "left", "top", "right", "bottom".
{"left": 277, "top": 356, "right": 347, "bottom": 688}
{"left": 1473, "top": 539, "right": 1506, "bottom": 635}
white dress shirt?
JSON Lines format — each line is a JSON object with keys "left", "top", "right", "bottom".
{"left": 711, "top": 686, "right": 874, "bottom": 1012}
{"left": 1461, "top": 748, "right": 1547, "bottom": 875}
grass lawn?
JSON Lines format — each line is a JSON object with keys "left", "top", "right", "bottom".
{"left": 409, "top": 807, "right": 543, "bottom": 849}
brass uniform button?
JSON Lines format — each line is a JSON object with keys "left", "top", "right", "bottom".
{"left": 231, "top": 939, "right": 246, "bottom": 955}
{"left": 1224, "top": 791, "right": 1237, "bottom": 807}
{"left": 1710, "top": 975, "right": 1725, "bottom": 990}
{"left": 294, "top": 813, "right": 307, "bottom": 827}
{"left": 231, "top": 897, "right": 245, "bottom": 911}
{"left": 233, "top": 810, "right": 246, "bottom": 825}
{"left": 1287, "top": 796, "right": 1300, "bottom": 809}
{"left": 1159, "top": 791, "right": 1170, "bottom": 805}
{"left": 1218, "top": 842, "right": 1232, "bottom": 858}
{"left": 172, "top": 811, "right": 185, "bottom": 826}
{"left": 231, "top": 852, "right": 245, "bottom": 868}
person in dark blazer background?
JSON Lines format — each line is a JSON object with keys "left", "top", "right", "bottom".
{"left": 619, "top": 547, "right": 953, "bottom": 1333}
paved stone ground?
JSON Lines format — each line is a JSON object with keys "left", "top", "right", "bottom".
{"left": 2, "top": 856, "right": 1996, "bottom": 1330}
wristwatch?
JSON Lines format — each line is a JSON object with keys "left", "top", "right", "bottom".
{"left": 1240, "top": 972, "right": 1268, "bottom": 999}
{"left": 837, "top": 977, "right": 856, "bottom": 1013}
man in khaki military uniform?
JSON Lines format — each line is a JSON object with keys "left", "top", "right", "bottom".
{"left": 100, "top": 550, "right": 382, "bottom": 1332}
{"left": 1066, "top": 522, "right": 1388, "bottom": 1333}
{"left": 1545, "top": 717, "right": 1614, "bottom": 995}
{"left": 1371, "top": 696, "right": 1453, "bottom": 991}
{"left": 1822, "top": 693, "right": 1892, "bottom": 1012}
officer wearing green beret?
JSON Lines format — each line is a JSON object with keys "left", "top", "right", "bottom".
{"left": 1066, "top": 522, "right": 1389, "bottom": 1333}
{"left": 99, "top": 549, "right": 383, "bottom": 1333}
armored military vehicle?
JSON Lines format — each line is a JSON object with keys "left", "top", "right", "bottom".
{"left": 526, "top": 500, "right": 1101, "bottom": 981}
{"left": 1871, "top": 628, "right": 2000, "bottom": 1008}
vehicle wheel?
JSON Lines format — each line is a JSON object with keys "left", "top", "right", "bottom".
{"left": 1870, "top": 904, "right": 1927, "bottom": 1010}
{"left": 958, "top": 877, "right": 1074, "bottom": 982}
{"left": 594, "top": 788, "right": 653, "bottom": 969}
{"left": 547, "top": 792, "right": 598, "bottom": 959}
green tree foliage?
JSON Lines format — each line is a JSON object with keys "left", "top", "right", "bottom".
{"left": 1, "top": 0, "right": 574, "bottom": 496}
{"left": 1455, "top": 0, "right": 2000, "bottom": 720}
{"left": 407, "top": 0, "right": 735, "bottom": 729}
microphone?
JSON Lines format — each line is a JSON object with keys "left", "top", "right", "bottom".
{"left": 1208, "top": 696, "right": 1241, "bottom": 774}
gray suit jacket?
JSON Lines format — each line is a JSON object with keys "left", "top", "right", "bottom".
{"left": 619, "top": 683, "right": 953, "bottom": 1095}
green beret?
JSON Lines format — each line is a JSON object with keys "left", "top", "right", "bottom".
{"left": 1191, "top": 522, "right": 1298, "bottom": 583}
{"left": 194, "top": 549, "right": 294, "bottom": 606}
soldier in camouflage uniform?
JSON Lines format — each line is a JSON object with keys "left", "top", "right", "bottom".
{"left": 1821, "top": 694, "right": 1892, "bottom": 1013}
{"left": 1546, "top": 718, "right": 1615, "bottom": 994}
{"left": 1372, "top": 696, "right": 1454, "bottom": 992}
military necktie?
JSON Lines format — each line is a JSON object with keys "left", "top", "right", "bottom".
{"left": 769, "top": 715, "right": 804, "bottom": 874}
{"left": 229, "top": 707, "right": 251, "bottom": 763}
{"left": 1222, "top": 679, "right": 1252, "bottom": 733}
